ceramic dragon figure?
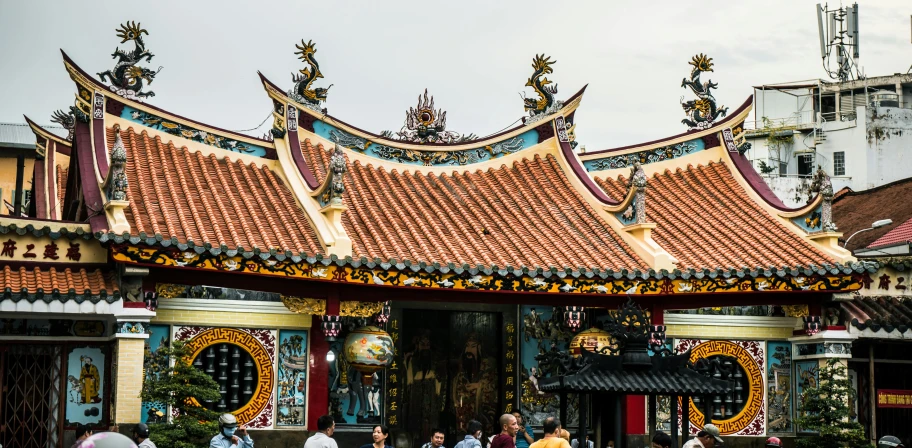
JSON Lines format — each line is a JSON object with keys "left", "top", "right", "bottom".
{"left": 681, "top": 53, "right": 728, "bottom": 130}
{"left": 97, "top": 21, "right": 161, "bottom": 101}
{"left": 523, "top": 54, "right": 561, "bottom": 120}
{"left": 51, "top": 109, "right": 76, "bottom": 142}
{"left": 289, "top": 40, "right": 332, "bottom": 111}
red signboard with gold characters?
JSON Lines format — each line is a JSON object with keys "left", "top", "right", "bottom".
{"left": 877, "top": 389, "right": 912, "bottom": 408}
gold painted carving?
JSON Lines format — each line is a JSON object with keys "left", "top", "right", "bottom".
{"left": 782, "top": 304, "right": 810, "bottom": 318}
{"left": 156, "top": 283, "right": 188, "bottom": 299}
{"left": 281, "top": 296, "right": 326, "bottom": 315}
{"left": 340, "top": 300, "right": 384, "bottom": 317}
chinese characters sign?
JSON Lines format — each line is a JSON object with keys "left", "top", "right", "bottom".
{"left": 0, "top": 234, "right": 104, "bottom": 264}
{"left": 877, "top": 389, "right": 912, "bottom": 408}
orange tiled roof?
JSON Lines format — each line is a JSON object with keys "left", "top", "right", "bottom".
{"left": 0, "top": 265, "right": 118, "bottom": 302}
{"left": 595, "top": 162, "right": 835, "bottom": 269}
{"left": 110, "top": 127, "right": 323, "bottom": 255}
{"left": 302, "top": 140, "right": 647, "bottom": 270}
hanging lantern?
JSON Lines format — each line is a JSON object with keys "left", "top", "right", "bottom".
{"left": 322, "top": 315, "right": 342, "bottom": 342}
{"left": 144, "top": 291, "right": 158, "bottom": 311}
{"left": 375, "top": 300, "right": 392, "bottom": 324}
{"left": 803, "top": 316, "right": 822, "bottom": 336}
{"left": 343, "top": 326, "right": 395, "bottom": 385}
{"left": 564, "top": 306, "right": 586, "bottom": 331}
{"left": 569, "top": 327, "right": 614, "bottom": 357}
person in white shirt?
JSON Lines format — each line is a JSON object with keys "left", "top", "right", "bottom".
{"left": 210, "top": 414, "right": 254, "bottom": 448}
{"left": 304, "top": 415, "right": 339, "bottom": 448}
{"left": 682, "top": 424, "right": 723, "bottom": 448}
{"left": 133, "top": 423, "right": 156, "bottom": 448}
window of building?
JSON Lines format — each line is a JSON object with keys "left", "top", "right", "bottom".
{"left": 798, "top": 154, "right": 815, "bottom": 177}
{"left": 833, "top": 151, "right": 845, "bottom": 176}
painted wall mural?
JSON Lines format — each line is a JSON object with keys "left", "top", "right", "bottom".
{"left": 520, "top": 306, "right": 579, "bottom": 427}
{"left": 675, "top": 339, "right": 766, "bottom": 436}
{"left": 795, "top": 360, "right": 819, "bottom": 434}
{"left": 65, "top": 346, "right": 106, "bottom": 426}
{"left": 120, "top": 106, "right": 269, "bottom": 157}
{"left": 141, "top": 324, "right": 170, "bottom": 424}
{"left": 766, "top": 341, "right": 793, "bottom": 434}
{"left": 277, "top": 330, "right": 309, "bottom": 426}
{"left": 175, "top": 326, "right": 276, "bottom": 428}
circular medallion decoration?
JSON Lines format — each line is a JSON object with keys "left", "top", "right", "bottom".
{"left": 569, "top": 328, "right": 615, "bottom": 357}
{"left": 685, "top": 341, "right": 764, "bottom": 435}
{"left": 183, "top": 328, "right": 275, "bottom": 425}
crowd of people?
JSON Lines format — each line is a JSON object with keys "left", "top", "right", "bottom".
{"left": 66, "top": 411, "right": 906, "bottom": 448}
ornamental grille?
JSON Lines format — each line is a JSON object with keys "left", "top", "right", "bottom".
{"left": 0, "top": 345, "right": 62, "bottom": 448}
{"left": 192, "top": 343, "right": 258, "bottom": 412}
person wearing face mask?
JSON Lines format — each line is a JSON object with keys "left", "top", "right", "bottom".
{"left": 210, "top": 413, "right": 254, "bottom": 448}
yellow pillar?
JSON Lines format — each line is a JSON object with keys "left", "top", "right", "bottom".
{"left": 113, "top": 332, "right": 148, "bottom": 425}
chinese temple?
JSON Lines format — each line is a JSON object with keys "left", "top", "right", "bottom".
{"left": 0, "top": 23, "right": 892, "bottom": 448}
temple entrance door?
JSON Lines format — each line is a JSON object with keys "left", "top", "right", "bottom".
{"left": 0, "top": 344, "right": 64, "bottom": 448}
{"left": 401, "top": 309, "right": 502, "bottom": 448}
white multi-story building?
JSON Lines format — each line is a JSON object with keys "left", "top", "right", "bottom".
{"left": 744, "top": 74, "right": 912, "bottom": 207}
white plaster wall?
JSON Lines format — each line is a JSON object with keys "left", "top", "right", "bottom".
{"left": 865, "top": 106, "right": 912, "bottom": 188}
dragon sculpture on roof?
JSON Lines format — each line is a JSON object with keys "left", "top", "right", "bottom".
{"left": 289, "top": 40, "right": 332, "bottom": 112}
{"left": 97, "top": 21, "right": 161, "bottom": 101}
{"left": 523, "top": 54, "right": 562, "bottom": 122}
{"left": 381, "top": 89, "right": 476, "bottom": 144}
{"left": 51, "top": 109, "right": 76, "bottom": 142}
{"left": 681, "top": 53, "right": 728, "bottom": 130}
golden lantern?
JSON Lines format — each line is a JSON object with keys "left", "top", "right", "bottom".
{"left": 569, "top": 327, "right": 614, "bottom": 357}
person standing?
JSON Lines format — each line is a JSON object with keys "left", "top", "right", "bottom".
{"left": 133, "top": 423, "right": 156, "bottom": 448}
{"left": 454, "top": 420, "right": 484, "bottom": 448}
{"left": 70, "top": 424, "right": 92, "bottom": 448}
{"left": 491, "top": 414, "right": 519, "bottom": 448}
{"left": 360, "top": 425, "right": 393, "bottom": 448}
{"left": 304, "top": 416, "right": 338, "bottom": 448}
{"left": 681, "top": 424, "right": 722, "bottom": 448}
{"left": 210, "top": 414, "right": 254, "bottom": 448}
{"left": 651, "top": 431, "right": 672, "bottom": 448}
{"left": 512, "top": 412, "right": 533, "bottom": 448}
{"left": 421, "top": 428, "right": 446, "bottom": 448}
{"left": 570, "top": 434, "right": 592, "bottom": 448}
{"left": 529, "top": 417, "right": 570, "bottom": 448}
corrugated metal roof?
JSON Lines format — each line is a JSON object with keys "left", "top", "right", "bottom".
{"left": 0, "top": 122, "right": 68, "bottom": 149}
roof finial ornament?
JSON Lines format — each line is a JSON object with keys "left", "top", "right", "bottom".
{"left": 809, "top": 166, "right": 837, "bottom": 232}
{"left": 380, "top": 89, "right": 477, "bottom": 144}
{"left": 106, "top": 125, "right": 129, "bottom": 201}
{"left": 97, "top": 21, "right": 161, "bottom": 102}
{"left": 289, "top": 40, "right": 332, "bottom": 113}
{"left": 622, "top": 162, "right": 648, "bottom": 225}
{"left": 320, "top": 144, "right": 347, "bottom": 206}
{"left": 522, "top": 54, "right": 562, "bottom": 124}
{"left": 51, "top": 109, "right": 76, "bottom": 142}
{"left": 681, "top": 53, "right": 728, "bottom": 130}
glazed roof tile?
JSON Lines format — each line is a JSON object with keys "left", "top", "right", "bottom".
{"left": 841, "top": 295, "right": 912, "bottom": 334}
{"left": 832, "top": 177, "right": 912, "bottom": 252}
{"left": 595, "top": 162, "right": 835, "bottom": 270}
{"left": 110, "top": 127, "right": 323, "bottom": 255}
{"left": 0, "top": 265, "right": 118, "bottom": 303}
{"left": 301, "top": 139, "right": 647, "bottom": 270}
{"left": 868, "top": 217, "right": 912, "bottom": 249}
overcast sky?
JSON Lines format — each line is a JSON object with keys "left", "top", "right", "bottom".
{"left": 1, "top": 0, "right": 910, "bottom": 148}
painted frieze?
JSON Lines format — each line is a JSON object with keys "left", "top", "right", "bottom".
{"left": 276, "top": 330, "right": 309, "bottom": 426}
{"left": 675, "top": 339, "right": 766, "bottom": 436}
{"left": 65, "top": 346, "right": 107, "bottom": 426}
{"left": 141, "top": 324, "right": 170, "bottom": 424}
{"left": 175, "top": 326, "right": 276, "bottom": 428}
{"left": 319, "top": 121, "right": 535, "bottom": 167}
{"left": 96, "top": 22, "right": 160, "bottom": 102}
{"left": 120, "top": 106, "right": 268, "bottom": 157}
{"left": 681, "top": 54, "right": 728, "bottom": 130}
{"left": 766, "top": 341, "right": 793, "bottom": 434}
{"left": 583, "top": 138, "right": 704, "bottom": 172}
{"left": 519, "top": 306, "right": 579, "bottom": 426}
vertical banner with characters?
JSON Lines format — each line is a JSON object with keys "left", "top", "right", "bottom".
{"left": 766, "top": 341, "right": 793, "bottom": 434}
{"left": 277, "top": 330, "right": 309, "bottom": 426}
{"left": 141, "top": 324, "right": 170, "bottom": 423}
{"left": 65, "top": 346, "right": 106, "bottom": 426}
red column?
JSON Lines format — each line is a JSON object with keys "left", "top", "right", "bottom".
{"left": 308, "top": 316, "right": 329, "bottom": 430}
{"left": 625, "top": 395, "right": 646, "bottom": 435}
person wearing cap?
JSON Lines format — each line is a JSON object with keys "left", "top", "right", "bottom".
{"left": 879, "top": 435, "right": 905, "bottom": 448}
{"left": 133, "top": 423, "right": 156, "bottom": 448}
{"left": 210, "top": 413, "right": 254, "bottom": 448}
{"left": 764, "top": 437, "right": 781, "bottom": 447}
{"left": 682, "top": 424, "right": 723, "bottom": 448}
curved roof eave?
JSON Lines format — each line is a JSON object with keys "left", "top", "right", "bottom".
{"left": 258, "top": 70, "right": 588, "bottom": 151}
{"left": 24, "top": 115, "right": 72, "bottom": 155}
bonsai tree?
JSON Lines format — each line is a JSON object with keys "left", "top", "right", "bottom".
{"left": 140, "top": 340, "right": 222, "bottom": 448}
{"left": 795, "top": 358, "right": 871, "bottom": 448}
